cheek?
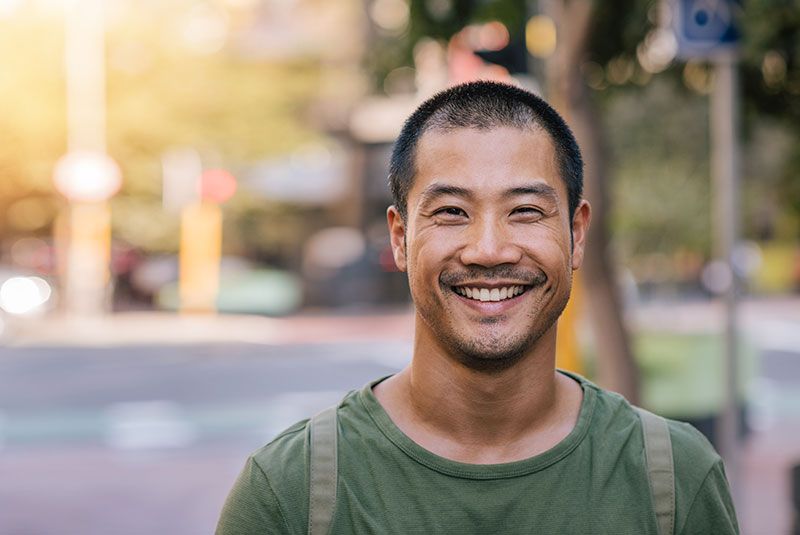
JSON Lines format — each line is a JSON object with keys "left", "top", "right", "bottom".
{"left": 520, "top": 231, "right": 573, "bottom": 275}
{"left": 405, "top": 240, "right": 452, "bottom": 285}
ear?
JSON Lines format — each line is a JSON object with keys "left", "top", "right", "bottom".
{"left": 570, "top": 200, "right": 591, "bottom": 271}
{"left": 386, "top": 205, "right": 407, "bottom": 272}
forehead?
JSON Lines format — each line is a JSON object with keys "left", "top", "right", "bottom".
{"left": 410, "top": 126, "right": 563, "bottom": 200}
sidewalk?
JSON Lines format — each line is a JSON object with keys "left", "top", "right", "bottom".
{"left": 3, "top": 295, "right": 798, "bottom": 349}
{"left": 2, "top": 307, "right": 416, "bottom": 347}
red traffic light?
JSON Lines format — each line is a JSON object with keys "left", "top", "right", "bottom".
{"left": 196, "top": 169, "right": 237, "bottom": 203}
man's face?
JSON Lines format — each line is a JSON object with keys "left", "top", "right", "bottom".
{"left": 387, "top": 126, "right": 590, "bottom": 369}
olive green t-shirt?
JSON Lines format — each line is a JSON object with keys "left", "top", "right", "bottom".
{"left": 216, "top": 372, "right": 739, "bottom": 534}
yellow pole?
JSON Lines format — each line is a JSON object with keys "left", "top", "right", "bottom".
{"left": 179, "top": 201, "right": 222, "bottom": 314}
{"left": 64, "top": 201, "right": 112, "bottom": 315}
{"left": 556, "top": 272, "right": 584, "bottom": 374}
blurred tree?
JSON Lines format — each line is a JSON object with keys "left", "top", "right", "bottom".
{"left": 0, "top": 2, "right": 325, "bottom": 265}
{"left": 739, "top": 0, "right": 800, "bottom": 240}
{"left": 0, "top": 14, "right": 67, "bottom": 241}
{"left": 543, "top": 0, "right": 643, "bottom": 402}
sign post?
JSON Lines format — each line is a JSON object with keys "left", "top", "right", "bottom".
{"left": 178, "top": 169, "right": 237, "bottom": 314}
{"left": 673, "top": 0, "right": 741, "bottom": 497}
{"left": 54, "top": 0, "right": 121, "bottom": 317}
{"left": 54, "top": 153, "right": 122, "bottom": 317}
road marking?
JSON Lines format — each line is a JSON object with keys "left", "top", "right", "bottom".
{"left": 0, "top": 389, "right": 379, "bottom": 449}
{"left": 751, "top": 320, "right": 800, "bottom": 354}
{"left": 105, "top": 400, "right": 197, "bottom": 450}
{"left": 261, "top": 390, "right": 346, "bottom": 440}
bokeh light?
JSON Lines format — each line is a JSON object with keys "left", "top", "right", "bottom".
{"left": 177, "top": 3, "right": 229, "bottom": 55}
{"left": 196, "top": 169, "right": 237, "bottom": 203}
{"left": 0, "top": 0, "right": 22, "bottom": 18}
{"left": 637, "top": 28, "right": 677, "bottom": 73}
{"left": 0, "top": 276, "right": 52, "bottom": 315}
{"left": 525, "top": 15, "right": 556, "bottom": 58}
{"left": 369, "top": 0, "right": 409, "bottom": 34}
{"left": 478, "top": 21, "right": 509, "bottom": 52}
{"left": 53, "top": 150, "right": 123, "bottom": 202}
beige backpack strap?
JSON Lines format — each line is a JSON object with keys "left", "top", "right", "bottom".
{"left": 636, "top": 407, "right": 675, "bottom": 535}
{"left": 308, "top": 405, "right": 338, "bottom": 535}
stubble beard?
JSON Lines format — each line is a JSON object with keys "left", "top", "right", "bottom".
{"left": 413, "top": 267, "right": 573, "bottom": 373}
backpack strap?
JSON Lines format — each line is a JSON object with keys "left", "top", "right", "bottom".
{"left": 308, "top": 405, "right": 338, "bottom": 535}
{"left": 636, "top": 407, "right": 675, "bottom": 535}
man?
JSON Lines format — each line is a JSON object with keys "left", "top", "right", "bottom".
{"left": 216, "top": 81, "right": 739, "bottom": 534}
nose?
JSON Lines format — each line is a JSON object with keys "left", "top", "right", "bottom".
{"left": 458, "top": 218, "right": 522, "bottom": 267}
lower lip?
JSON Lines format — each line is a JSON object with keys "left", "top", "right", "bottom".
{"left": 453, "top": 289, "right": 528, "bottom": 314}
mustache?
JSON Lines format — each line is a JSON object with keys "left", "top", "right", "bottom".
{"left": 440, "top": 267, "right": 546, "bottom": 287}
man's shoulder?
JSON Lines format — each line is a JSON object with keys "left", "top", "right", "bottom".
{"left": 249, "top": 386, "right": 368, "bottom": 474}
{"left": 664, "top": 415, "right": 726, "bottom": 498}
{"left": 250, "top": 418, "right": 311, "bottom": 472}
{"left": 571, "top": 372, "right": 722, "bottom": 471}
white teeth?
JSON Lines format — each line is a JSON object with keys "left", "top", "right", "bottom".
{"left": 455, "top": 285, "right": 526, "bottom": 302}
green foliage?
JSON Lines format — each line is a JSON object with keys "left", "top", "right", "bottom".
{"left": 585, "top": 0, "right": 652, "bottom": 66}
{"left": 0, "top": 15, "right": 67, "bottom": 238}
{"left": 407, "top": 0, "right": 526, "bottom": 42}
{"left": 368, "top": 0, "right": 527, "bottom": 90}
{"left": 110, "top": 196, "right": 181, "bottom": 253}
{"left": 634, "top": 330, "right": 755, "bottom": 417}
{"left": 741, "top": 0, "right": 800, "bottom": 121}
{"left": 607, "top": 79, "right": 712, "bottom": 261}
{"left": 738, "top": 0, "right": 800, "bottom": 232}
{"left": 0, "top": 7, "right": 323, "bottom": 257}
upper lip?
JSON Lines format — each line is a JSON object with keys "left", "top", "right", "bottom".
{"left": 451, "top": 282, "right": 529, "bottom": 289}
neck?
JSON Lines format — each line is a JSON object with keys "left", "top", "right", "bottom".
{"left": 374, "top": 317, "right": 582, "bottom": 464}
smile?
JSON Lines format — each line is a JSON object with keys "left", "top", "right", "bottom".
{"left": 453, "top": 285, "right": 529, "bottom": 302}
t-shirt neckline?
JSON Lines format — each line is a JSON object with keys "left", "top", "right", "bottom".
{"left": 359, "top": 370, "right": 597, "bottom": 480}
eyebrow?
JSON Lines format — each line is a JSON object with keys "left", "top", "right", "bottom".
{"left": 418, "top": 184, "right": 474, "bottom": 205}
{"left": 502, "top": 183, "right": 559, "bottom": 202}
{"left": 418, "top": 182, "right": 559, "bottom": 206}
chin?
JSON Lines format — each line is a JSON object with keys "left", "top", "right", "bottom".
{"left": 447, "top": 332, "right": 536, "bottom": 372}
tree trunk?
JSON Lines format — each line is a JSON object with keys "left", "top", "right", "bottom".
{"left": 544, "top": 0, "right": 640, "bottom": 403}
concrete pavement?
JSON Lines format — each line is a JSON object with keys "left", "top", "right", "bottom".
{"left": 3, "top": 295, "right": 798, "bottom": 348}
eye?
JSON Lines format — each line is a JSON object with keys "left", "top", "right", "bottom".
{"left": 512, "top": 206, "right": 543, "bottom": 215}
{"left": 433, "top": 206, "right": 467, "bottom": 217}
{"left": 510, "top": 206, "right": 544, "bottom": 220}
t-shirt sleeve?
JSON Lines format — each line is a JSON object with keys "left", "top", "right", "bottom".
{"left": 678, "top": 459, "right": 740, "bottom": 535}
{"left": 215, "top": 455, "right": 293, "bottom": 535}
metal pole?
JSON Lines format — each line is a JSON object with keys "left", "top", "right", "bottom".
{"left": 711, "top": 55, "right": 740, "bottom": 498}
{"left": 62, "top": 0, "right": 112, "bottom": 317}
{"left": 65, "top": 0, "right": 106, "bottom": 153}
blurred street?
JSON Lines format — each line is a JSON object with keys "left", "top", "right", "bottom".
{"left": 0, "top": 311, "right": 414, "bottom": 535}
{"left": 1, "top": 297, "right": 799, "bottom": 535}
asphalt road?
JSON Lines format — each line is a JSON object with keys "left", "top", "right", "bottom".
{"left": 0, "top": 341, "right": 411, "bottom": 535}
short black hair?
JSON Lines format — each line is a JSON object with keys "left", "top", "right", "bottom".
{"left": 389, "top": 81, "right": 583, "bottom": 223}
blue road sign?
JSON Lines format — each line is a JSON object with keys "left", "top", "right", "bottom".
{"left": 673, "top": 0, "right": 740, "bottom": 58}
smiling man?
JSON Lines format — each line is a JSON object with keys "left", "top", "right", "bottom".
{"left": 216, "top": 81, "right": 739, "bottom": 534}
